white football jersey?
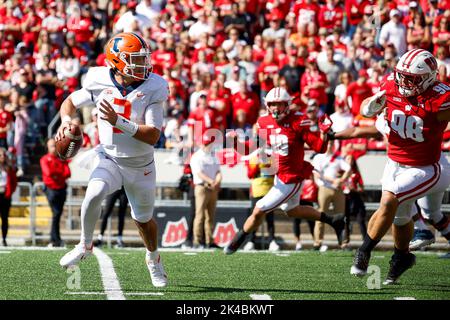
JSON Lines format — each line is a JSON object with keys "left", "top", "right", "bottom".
{"left": 71, "top": 67, "right": 167, "bottom": 164}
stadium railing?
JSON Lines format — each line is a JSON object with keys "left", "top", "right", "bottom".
{"left": 10, "top": 181, "right": 450, "bottom": 246}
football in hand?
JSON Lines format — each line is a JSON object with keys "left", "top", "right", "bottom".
{"left": 55, "top": 125, "right": 83, "bottom": 160}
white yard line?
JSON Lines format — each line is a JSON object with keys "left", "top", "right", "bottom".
{"left": 0, "top": 251, "right": 11, "bottom": 254}
{"left": 250, "top": 294, "right": 272, "bottom": 300}
{"left": 65, "top": 291, "right": 163, "bottom": 297}
{"left": 394, "top": 297, "right": 416, "bottom": 300}
{"left": 125, "top": 292, "right": 164, "bottom": 296}
{"left": 92, "top": 247, "right": 126, "bottom": 300}
{"left": 65, "top": 291, "right": 105, "bottom": 295}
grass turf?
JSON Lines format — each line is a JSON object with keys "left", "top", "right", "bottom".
{"left": 0, "top": 248, "right": 448, "bottom": 300}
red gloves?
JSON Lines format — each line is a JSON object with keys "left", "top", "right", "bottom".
{"left": 318, "top": 114, "right": 333, "bottom": 133}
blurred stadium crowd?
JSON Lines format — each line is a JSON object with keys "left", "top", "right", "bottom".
{"left": 1, "top": 0, "right": 450, "bottom": 178}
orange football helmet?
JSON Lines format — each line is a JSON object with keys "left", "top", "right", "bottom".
{"left": 105, "top": 32, "right": 152, "bottom": 80}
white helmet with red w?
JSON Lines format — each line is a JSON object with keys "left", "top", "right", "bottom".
{"left": 264, "top": 87, "right": 292, "bottom": 120}
{"left": 395, "top": 49, "right": 438, "bottom": 97}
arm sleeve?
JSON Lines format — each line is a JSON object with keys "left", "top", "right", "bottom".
{"left": 145, "top": 80, "right": 169, "bottom": 130}
{"left": 145, "top": 101, "right": 164, "bottom": 130}
{"left": 40, "top": 157, "right": 50, "bottom": 180}
{"left": 189, "top": 154, "right": 201, "bottom": 175}
{"left": 340, "top": 159, "right": 352, "bottom": 172}
{"left": 63, "top": 162, "right": 71, "bottom": 180}
{"left": 70, "top": 68, "right": 96, "bottom": 109}
{"left": 301, "top": 127, "right": 327, "bottom": 153}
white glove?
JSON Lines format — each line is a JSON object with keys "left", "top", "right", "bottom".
{"left": 362, "top": 90, "right": 386, "bottom": 118}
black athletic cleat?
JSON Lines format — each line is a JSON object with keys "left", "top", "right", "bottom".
{"left": 224, "top": 230, "right": 248, "bottom": 255}
{"left": 350, "top": 249, "right": 371, "bottom": 277}
{"left": 331, "top": 214, "right": 346, "bottom": 245}
{"left": 383, "top": 252, "right": 416, "bottom": 285}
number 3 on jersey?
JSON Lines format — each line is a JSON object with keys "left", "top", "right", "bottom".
{"left": 390, "top": 110, "right": 424, "bottom": 142}
{"left": 112, "top": 98, "right": 132, "bottom": 134}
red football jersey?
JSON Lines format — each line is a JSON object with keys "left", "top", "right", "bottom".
{"left": 381, "top": 74, "right": 450, "bottom": 166}
{"left": 257, "top": 111, "right": 327, "bottom": 184}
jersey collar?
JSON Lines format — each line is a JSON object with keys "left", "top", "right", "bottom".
{"left": 109, "top": 69, "right": 145, "bottom": 97}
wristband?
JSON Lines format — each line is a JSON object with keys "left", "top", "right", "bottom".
{"left": 61, "top": 115, "right": 72, "bottom": 123}
{"left": 327, "top": 131, "right": 336, "bottom": 140}
{"left": 115, "top": 115, "right": 139, "bottom": 136}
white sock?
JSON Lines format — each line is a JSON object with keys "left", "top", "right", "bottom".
{"left": 80, "top": 180, "right": 109, "bottom": 247}
{"left": 117, "top": 235, "right": 122, "bottom": 242}
{"left": 98, "top": 234, "right": 103, "bottom": 241}
{"left": 414, "top": 219, "right": 429, "bottom": 231}
{"left": 146, "top": 249, "right": 159, "bottom": 261}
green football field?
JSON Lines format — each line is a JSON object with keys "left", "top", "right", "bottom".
{"left": 0, "top": 247, "right": 448, "bottom": 300}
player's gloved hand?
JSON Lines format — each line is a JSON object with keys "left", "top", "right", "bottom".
{"left": 55, "top": 121, "right": 72, "bottom": 141}
{"left": 362, "top": 90, "right": 386, "bottom": 118}
{"left": 327, "top": 130, "right": 336, "bottom": 140}
{"left": 318, "top": 114, "right": 333, "bottom": 133}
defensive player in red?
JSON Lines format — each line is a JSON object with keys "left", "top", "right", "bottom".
{"left": 224, "top": 87, "right": 346, "bottom": 254}
{"left": 350, "top": 49, "right": 450, "bottom": 284}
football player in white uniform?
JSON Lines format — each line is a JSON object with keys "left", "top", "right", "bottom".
{"left": 55, "top": 32, "right": 168, "bottom": 287}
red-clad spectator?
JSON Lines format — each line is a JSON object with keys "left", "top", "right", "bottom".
{"left": 187, "top": 95, "right": 218, "bottom": 148}
{"left": 152, "top": 38, "right": 177, "bottom": 73}
{"left": 262, "top": 14, "right": 287, "bottom": 42}
{"left": 251, "top": 34, "right": 266, "bottom": 63}
{"left": 167, "top": 80, "right": 186, "bottom": 115}
{"left": 66, "top": 4, "right": 95, "bottom": 53}
{"left": 300, "top": 56, "right": 328, "bottom": 110}
{"left": 318, "top": 0, "right": 344, "bottom": 32}
{"left": 0, "top": 30, "right": 15, "bottom": 63}
{"left": 346, "top": 69, "right": 372, "bottom": 117}
{"left": 40, "top": 138, "right": 70, "bottom": 247}
{"left": 257, "top": 47, "right": 279, "bottom": 100}
{"left": 231, "top": 80, "right": 260, "bottom": 125}
{"left": 290, "top": 0, "right": 320, "bottom": 36}
{"left": 432, "top": 16, "right": 450, "bottom": 55}
{"left": 403, "top": 1, "right": 419, "bottom": 27}
{"left": 216, "top": 0, "right": 234, "bottom": 17}
{"left": 20, "top": 6, "right": 43, "bottom": 50}
{"left": 406, "top": 11, "right": 431, "bottom": 50}
{"left": 426, "top": 0, "right": 443, "bottom": 31}
{"left": 216, "top": 73, "right": 232, "bottom": 99}
{"left": 265, "top": 0, "right": 293, "bottom": 18}
{"left": 207, "top": 80, "right": 230, "bottom": 131}
{"left": 65, "top": 32, "right": 89, "bottom": 67}
{"left": 192, "top": 33, "right": 215, "bottom": 63}
{"left": 41, "top": 2, "right": 66, "bottom": 47}
{"left": 395, "top": 0, "right": 412, "bottom": 17}
{"left": 33, "top": 0, "right": 49, "bottom": 20}
{"left": 0, "top": 98, "right": 12, "bottom": 149}
{"left": 345, "top": 0, "right": 369, "bottom": 37}
{"left": 0, "top": 147, "right": 17, "bottom": 247}
{"left": 367, "top": 69, "right": 381, "bottom": 95}
{"left": 0, "top": 3, "right": 21, "bottom": 40}
{"left": 191, "top": 50, "right": 214, "bottom": 79}
{"left": 55, "top": 46, "right": 80, "bottom": 93}
{"left": 213, "top": 48, "right": 229, "bottom": 75}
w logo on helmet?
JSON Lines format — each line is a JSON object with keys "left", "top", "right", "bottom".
{"left": 424, "top": 57, "right": 438, "bottom": 71}
{"left": 213, "top": 218, "right": 239, "bottom": 247}
{"left": 161, "top": 217, "right": 188, "bottom": 247}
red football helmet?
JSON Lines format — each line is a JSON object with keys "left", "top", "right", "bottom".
{"left": 105, "top": 32, "right": 152, "bottom": 80}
